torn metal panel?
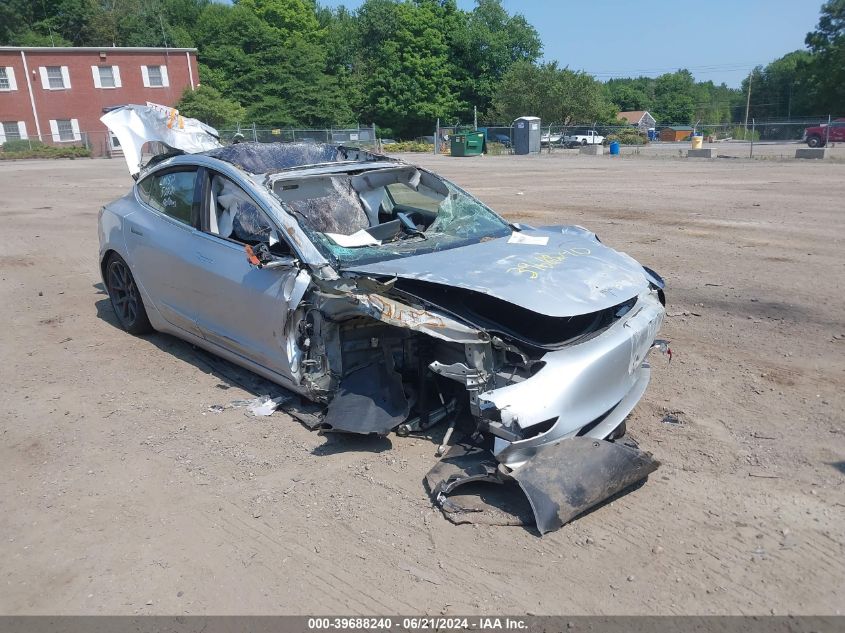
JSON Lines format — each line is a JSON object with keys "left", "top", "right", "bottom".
{"left": 100, "top": 103, "right": 221, "bottom": 176}
{"left": 354, "top": 292, "right": 483, "bottom": 344}
{"left": 509, "top": 438, "right": 659, "bottom": 534}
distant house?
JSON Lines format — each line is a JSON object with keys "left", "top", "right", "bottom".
{"left": 618, "top": 110, "right": 656, "bottom": 132}
{"left": 660, "top": 126, "right": 694, "bottom": 142}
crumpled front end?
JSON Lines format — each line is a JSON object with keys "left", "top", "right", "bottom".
{"left": 421, "top": 287, "right": 667, "bottom": 533}
{"left": 289, "top": 268, "right": 667, "bottom": 534}
{"left": 481, "top": 288, "right": 665, "bottom": 468}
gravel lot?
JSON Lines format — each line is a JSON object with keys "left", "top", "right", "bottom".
{"left": 1, "top": 152, "right": 843, "bottom": 615}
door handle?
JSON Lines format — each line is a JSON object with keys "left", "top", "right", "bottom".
{"left": 130, "top": 226, "right": 143, "bottom": 236}
{"left": 196, "top": 252, "right": 214, "bottom": 264}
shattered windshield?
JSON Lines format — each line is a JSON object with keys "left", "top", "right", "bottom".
{"left": 271, "top": 167, "right": 511, "bottom": 267}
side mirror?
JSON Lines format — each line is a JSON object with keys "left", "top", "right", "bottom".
{"left": 244, "top": 244, "right": 296, "bottom": 270}
{"left": 262, "top": 256, "right": 297, "bottom": 270}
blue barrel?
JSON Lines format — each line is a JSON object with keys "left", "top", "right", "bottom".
{"left": 609, "top": 140, "right": 620, "bottom": 155}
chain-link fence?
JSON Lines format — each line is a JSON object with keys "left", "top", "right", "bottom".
{"left": 217, "top": 123, "right": 380, "bottom": 147}
{"left": 0, "top": 124, "right": 385, "bottom": 159}
{"left": 461, "top": 116, "right": 843, "bottom": 158}
{"left": 3, "top": 117, "right": 840, "bottom": 161}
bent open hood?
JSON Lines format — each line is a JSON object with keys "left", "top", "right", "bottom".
{"left": 101, "top": 103, "right": 221, "bottom": 176}
{"left": 346, "top": 229, "right": 649, "bottom": 318}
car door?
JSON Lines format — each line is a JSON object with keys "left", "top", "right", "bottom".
{"left": 125, "top": 165, "right": 204, "bottom": 338}
{"left": 189, "top": 168, "right": 305, "bottom": 380}
{"left": 832, "top": 121, "right": 845, "bottom": 142}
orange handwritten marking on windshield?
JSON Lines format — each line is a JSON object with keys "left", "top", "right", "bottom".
{"left": 507, "top": 248, "right": 592, "bottom": 279}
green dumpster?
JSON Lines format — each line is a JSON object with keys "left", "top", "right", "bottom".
{"left": 451, "top": 131, "right": 485, "bottom": 157}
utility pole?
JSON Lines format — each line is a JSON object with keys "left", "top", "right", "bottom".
{"left": 743, "top": 71, "right": 752, "bottom": 140}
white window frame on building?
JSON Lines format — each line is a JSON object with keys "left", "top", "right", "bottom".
{"left": 141, "top": 64, "right": 169, "bottom": 88}
{"left": 49, "top": 119, "right": 81, "bottom": 143}
{"left": 39, "top": 65, "right": 71, "bottom": 90}
{"left": 0, "top": 67, "right": 18, "bottom": 91}
{"left": 92, "top": 65, "right": 122, "bottom": 89}
{"left": 0, "top": 121, "right": 28, "bottom": 144}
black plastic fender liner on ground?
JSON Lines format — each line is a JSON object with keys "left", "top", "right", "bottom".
{"left": 425, "top": 437, "right": 659, "bottom": 534}
{"left": 425, "top": 441, "right": 503, "bottom": 499}
{"left": 509, "top": 437, "right": 660, "bottom": 534}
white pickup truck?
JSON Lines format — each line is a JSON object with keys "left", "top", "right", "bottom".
{"left": 563, "top": 129, "right": 605, "bottom": 146}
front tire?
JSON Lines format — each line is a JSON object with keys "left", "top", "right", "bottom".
{"left": 807, "top": 135, "right": 823, "bottom": 148}
{"left": 105, "top": 254, "right": 152, "bottom": 334}
{"left": 581, "top": 139, "right": 588, "bottom": 146}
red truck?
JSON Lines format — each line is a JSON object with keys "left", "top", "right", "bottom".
{"left": 803, "top": 118, "right": 845, "bottom": 147}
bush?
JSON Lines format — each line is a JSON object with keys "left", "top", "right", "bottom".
{"left": 606, "top": 129, "right": 647, "bottom": 145}
{"left": 725, "top": 126, "right": 760, "bottom": 141}
{"left": 382, "top": 141, "right": 434, "bottom": 153}
{"left": 486, "top": 141, "right": 509, "bottom": 156}
{"left": 0, "top": 144, "right": 91, "bottom": 160}
{"left": 2, "top": 139, "right": 45, "bottom": 152}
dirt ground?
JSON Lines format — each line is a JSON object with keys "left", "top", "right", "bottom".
{"left": 1, "top": 152, "right": 843, "bottom": 616}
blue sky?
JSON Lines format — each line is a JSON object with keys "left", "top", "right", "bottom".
{"left": 310, "top": 0, "right": 821, "bottom": 87}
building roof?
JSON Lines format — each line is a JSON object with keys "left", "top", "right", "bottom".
{"left": 618, "top": 110, "right": 654, "bottom": 125}
{"left": 0, "top": 46, "right": 197, "bottom": 53}
{"left": 662, "top": 126, "right": 694, "bottom": 131}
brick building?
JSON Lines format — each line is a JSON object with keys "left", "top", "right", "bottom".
{"left": 0, "top": 46, "right": 198, "bottom": 156}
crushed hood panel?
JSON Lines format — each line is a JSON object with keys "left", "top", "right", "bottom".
{"left": 347, "top": 230, "right": 650, "bottom": 317}
{"left": 101, "top": 103, "right": 221, "bottom": 176}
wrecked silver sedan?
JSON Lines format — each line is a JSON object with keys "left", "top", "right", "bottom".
{"left": 99, "top": 105, "right": 669, "bottom": 534}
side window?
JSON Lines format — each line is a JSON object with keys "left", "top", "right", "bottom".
{"left": 137, "top": 169, "right": 197, "bottom": 225}
{"left": 207, "top": 173, "right": 290, "bottom": 254}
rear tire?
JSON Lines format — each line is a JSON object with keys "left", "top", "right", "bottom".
{"left": 105, "top": 254, "right": 152, "bottom": 334}
{"left": 807, "top": 135, "right": 823, "bottom": 148}
{"left": 581, "top": 139, "right": 588, "bottom": 146}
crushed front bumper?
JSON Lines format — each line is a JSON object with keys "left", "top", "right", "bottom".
{"left": 427, "top": 289, "right": 667, "bottom": 534}
{"left": 480, "top": 289, "right": 666, "bottom": 468}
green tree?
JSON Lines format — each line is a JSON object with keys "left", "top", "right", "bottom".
{"left": 449, "top": 0, "right": 542, "bottom": 122}
{"left": 176, "top": 84, "right": 245, "bottom": 128}
{"left": 605, "top": 79, "right": 654, "bottom": 112}
{"left": 317, "top": 4, "right": 365, "bottom": 118}
{"left": 356, "top": 0, "right": 462, "bottom": 137}
{"left": 804, "top": 0, "right": 845, "bottom": 114}
{"left": 493, "top": 61, "right": 616, "bottom": 124}
{"left": 743, "top": 51, "right": 815, "bottom": 120}
{"left": 194, "top": 1, "right": 354, "bottom": 127}
{"left": 651, "top": 70, "right": 699, "bottom": 123}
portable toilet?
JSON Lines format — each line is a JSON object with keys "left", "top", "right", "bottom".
{"left": 513, "top": 116, "right": 541, "bottom": 155}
